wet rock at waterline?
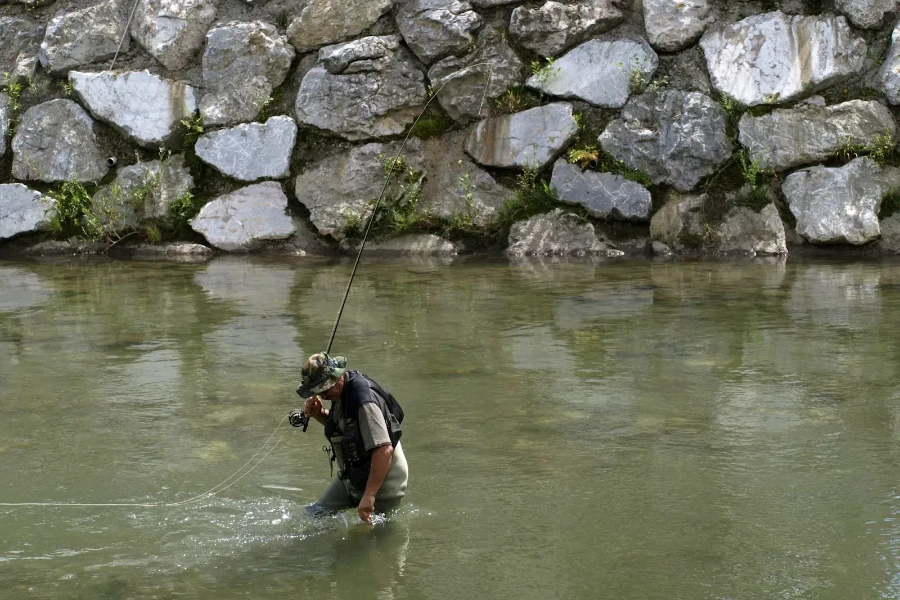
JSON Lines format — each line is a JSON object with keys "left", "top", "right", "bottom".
{"left": 879, "top": 213, "right": 900, "bottom": 253}
{"left": 190, "top": 182, "right": 297, "bottom": 252}
{"left": 200, "top": 22, "right": 295, "bottom": 127}
{"left": 550, "top": 160, "right": 652, "bottom": 222}
{"left": 365, "top": 234, "right": 459, "bottom": 256}
{"left": 0, "top": 184, "right": 53, "bottom": 241}
{"left": 11, "top": 100, "right": 108, "bottom": 183}
{"left": 738, "top": 99, "right": 898, "bottom": 171}
{"left": 836, "top": 0, "right": 897, "bottom": 29}
{"left": 130, "top": 0, "right": 217, "bottom": 71}
{"left": 465, "top": 103, "right": 578, "bottom": 170}
{"left": 296, "top": 36, "right": 427, "bottom": 140}
{"left": 38, "top": 0, "right": 129, "bottom": 75}
{"left": 782, "top": 157, "right": 900, "bottom": 245}
{"left": 427, "top": 26, "right": 524, "bottom": 124}
{"left": 0, "top": 94, "right": 9, "bottom": 158}
{"left": 715, "top": 204, "right": 787, "bottom": 256}
{"left": 649, "top": 191, "right": 706, "bottom": 250}
{"left": 644, "top": 0, "right": 711, "bottom": 53}
{"left": 700, "top": 12, "right": 866, "bottom": 107}
{"left": 0, "top": 16, "right": 44, "bottom": 80}
{"left": 525, "top": 39, "right": 657, "bottom": 108}
{"left": 509, "top": 0, "right": 624, "bottom": 58}
{"left": 195, "top": 116, "right": 297, "bottom": 182}
{"left": 599, "top": 90, "right": 731, "bottom": 191}
{"left": 507, "top": 209, "right": 623, "bottom": 257}
{"left": 69, "top": 70, "right": 198, "bottom": 149}
{"left": 286, "top": 0, "right": 394, "bottom": 53}
{"left": 396, "top": 0, "right": 482, "bottom": 65}
{"left": 879, "top": 22, "right": 900, "bottom": 105}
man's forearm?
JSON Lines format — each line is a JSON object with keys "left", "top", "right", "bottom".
{"left": 363, "top": 445, "right": 393, "bottom": 498}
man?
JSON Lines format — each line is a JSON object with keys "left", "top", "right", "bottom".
{"left": 292, "top": 353, "right": 408, "bottom": 522}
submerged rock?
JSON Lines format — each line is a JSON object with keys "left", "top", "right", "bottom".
{"left": 195, "top": 116, "right": 297, "bottom": 182}
{"left": 12, "top": 99, "right": 108, "bottom": 183}
{"left": 69, "top": 70, "right": 198, "bottom": 149}
{"left": 700, "top": 12, "right": 866, "bottom": 107}
{"left": 715, "top": 204, "right": 787, "bottom": 256}
{"left": 190, "top": 182, "right": 297, "bottom": 252}
{"left": 525, "top": 38, "right": 657, "bottom": 108}
{"left": 0, "top": 184, "right": 53, "bottom": 241}
{"left": 599, "top": 90, "right": 730, "bottom": 191}
{"left": 550, "top": 160, "right": 651, "bottom": 222}
{"left": 649, "top": 191, "right": 706, "bottom": 250}
{"left": 0, "top": 16, "right": 44, "bottom": 80}
{"left": 200, "top": 22, "right": 295, "bottom": 126}
{"left": 509, "top": 0, "right": 624, "bottom": 58}
{"left": 287, "top": 0, "right": 394, "bottom": 53}
{"left": 782, "top": 157, "right": 900, "bottom": 245}
{"left": 644, "top": 0, "right": 711, "bottom": 52}
{"left": 39, "top": 0, "right": 129, "bottom": 74}
{"left": 130, "top": 0, "right": 217, "bottom": 71}
{"left": 365, "top": 234, "right": 459, "bottom": 255}
{"left": 465, "top": 103, "right": 578, "bottom": 170}
{"left": 296, "top": 36, "right": 427, "bottom": 140}
{"left": 396, "top": 0, "right": 482, "bottom": 65}
{"left": 738, "top": 100, "right": 898, "bottom": 171}
{"left": 507, "top": 209, "right": 622, "bottom": 257}
{"left": 836, "top": 0, "right": 897, "bottom": 29}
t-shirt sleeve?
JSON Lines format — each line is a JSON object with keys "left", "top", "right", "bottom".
{"left": 358, "top": 402, "right": 391, "bottom": 450}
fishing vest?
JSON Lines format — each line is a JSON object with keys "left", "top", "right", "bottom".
{"left": 323, "top": 371, "right": 404, "bottom": 492}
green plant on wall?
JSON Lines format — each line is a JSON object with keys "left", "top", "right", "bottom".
{"left": 529, "top": 58, "right": 559, "bottom": 88}
{"left": 2, "top": 72, "right": 24, "bottom": 112}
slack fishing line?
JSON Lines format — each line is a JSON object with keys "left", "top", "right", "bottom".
{"left": 0, "top": 64, "right": 494, "bottom": 509}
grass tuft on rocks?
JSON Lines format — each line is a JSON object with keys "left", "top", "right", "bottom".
{"left": 836, "top": 131, "right": 900, "bottom": 166}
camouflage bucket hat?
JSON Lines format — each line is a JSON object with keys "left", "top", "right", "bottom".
{"left": 296, "top": 353, "right": 347, "bottom": 398}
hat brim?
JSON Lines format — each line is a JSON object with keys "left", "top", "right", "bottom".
{"left": 296, "top": 368, "right": 345, "bottom": 398}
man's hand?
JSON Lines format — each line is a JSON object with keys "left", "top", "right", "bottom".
{"left": 358, "top": 493, "right": 376, "bottom": 523}
{"left": 303, "top": 396, "right": 323, "bottom": 419}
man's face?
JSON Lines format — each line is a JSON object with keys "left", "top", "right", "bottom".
{"left": 319, "top": 376, "right": 342, "bottom": 401}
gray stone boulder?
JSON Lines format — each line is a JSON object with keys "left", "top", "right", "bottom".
{"left": 130, "top": 0, "right": 217, "bottom": 71}
{"left": 715, "top": 204, "right": 787, "bottom": 256}
{"left": 465, "top": 103, "right": 578, "bottom": 170}
{"left": 700, "top": 12, "right": 866, "bottom": 107}
{"left": 599, "top": 90, "right": 731, "bottom": 191}
{"left": 738, "top": 100, "right": 898, "bottom": 171}
{"left": 837, "top": 0, "right": 897, "bottom": 29}
{"left": 427, "top": 25, "right": 524, "bottom": 124}
{"left": 644, "top": 0, "right": 711, "bottom": 53}
{"left": 396, "top": 0, "right": 482, "bottom": 65}
{"left": 39, "top": 0, "right": 129, "bottom": 75}
{"left": 195, "top": 116, "right": 297, "bottom": 182}
{"left": 550, "top": 160, "right": 652, "bottom": 221}
{"left": 0, "top": 94, "right": 9, "bottom": 158}
{"left": 879, "top": 22, "right": 900, "bottom": 105}
{"left": 509, "top": 0, "right": 624, "bottom": 58}
{"left": 879, "top": 213, "right": 900, "bottom": 253}
{"left": 507, "top": 208, "right": 622, "bottom": 257}
{"left": 783, "top": 157, "right": 900, "bottom": 245}
{"left": 525, "top": 39, "right": 657, "bottom": 108}
{"left": 287, "top": 0, "right": 394, "bottom": 53}
{"left": 69, "top": 70, "right": 198, "bottom": 149}
{"left": 366, "top": 234, "right": 459, "bottom": 255}
{"left": 12, "top": 100, "right": 108, "bottom": 183}
{"left": 294, "top": 140, "right": 426, "bottom": 240}
{"left": 0, "top": 17, "right": 44, "bottom": 80}
{"left": 472, "top": 0, "right": 522, "bottom": 4}
{"left": 649, "top": 191, "right": 706, "bottom": 250}
{"left": 296, "top": 36, "right": 427, "bottom": 140}
{"left": 92, "top": 155, "right": 193, "bottom": 231}
{"left": 200, "top": 22, "right": 295, "bottom": 127}
{"left": 0, "top": 184, "right": 53, "bottom": 241}
{"left": 190, "top": 182, "right": 297, "bottom": 252}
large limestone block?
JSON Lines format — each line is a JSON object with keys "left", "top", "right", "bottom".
{"left": 700, "top": 12, "right": 866, "bottom": 107}
{"left": 69, "top": 70, "right": 198, "bottom": 149}
{"left": 464, "top": 103, "right": 578, "bottom": 170}
{"left": 0, "top": 184, "right": 53, "bottom": 241}
{"left": 200, "top": 22, "right": 295, "bottom": 126}
{"left": 525, "top": 39, "right": 657, "bottom": 108}
{"left": 837, "top": 0, "right": 897, "bottom": 29}
{"left": 39, "top": 0, "right": 129, "bottom": 75}
{"left": 715, "top": 204, "right": 787, "bottom": 256}
{"left": 287, "top": 0, "right": 394, "bottom": 53}
{"left": 782, "top": 157, "right": 900, "bottom": 245}
{"left": 738, "top": 99, "right": 898, "bottom": 171}
{"left": 396, "top": 0, "right": 482, "bottom": 65}
{"left": 644, "top": 0, "right": 711, "bottom": 52}
{"left": 12, "top": 100, "right": 109, "bottom": 183}
{"left": 879, "top": 22, "right": 900, "bottom": 105}
{"left": 649, "top": 191, "right": 706, "bottom": 249}
{"left": 509, "top": 0, "right": 624, "bottom": 58}
{"left": 0, "top": 17, "right": 44, "bottom": 80}
{"left": 296, "top": 36, "right": 427, "bottom": 141}
{"left": 0, "top": 94, "right": 9, "bottom": 158}
{"left": 599, "top": 90, "right": 731, "bottom": 191}
{"left": 190, "top": 182, "right": 297, "bottom": 252}
{"left": 195, "top": 116, "right": 297, "bottom": 182}
{"left": 507, "top": 208, "right": 620, "bottom": 256}
{"left": 427, "top": 25, "right": 524, "bottom": 124}
{"left": 130, "top": 0, "right": 217, "bottom": 71}
{"left": 550, "top": 160, "right": 651, "bottom": 222}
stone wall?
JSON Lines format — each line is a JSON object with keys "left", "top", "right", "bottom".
{"left": 2, "top": 0, "right": 900, "bottom": 258}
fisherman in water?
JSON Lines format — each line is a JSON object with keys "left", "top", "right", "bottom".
{"left": 291, "top": 353, "right": 408, "bottom": 523}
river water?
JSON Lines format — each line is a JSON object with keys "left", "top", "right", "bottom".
{"left": 1, "top": 256, "right": 899, "bottom": 599}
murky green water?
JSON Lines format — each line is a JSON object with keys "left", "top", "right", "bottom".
{"left": 1, "top": 255, "right": 900, "bottom": 599}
